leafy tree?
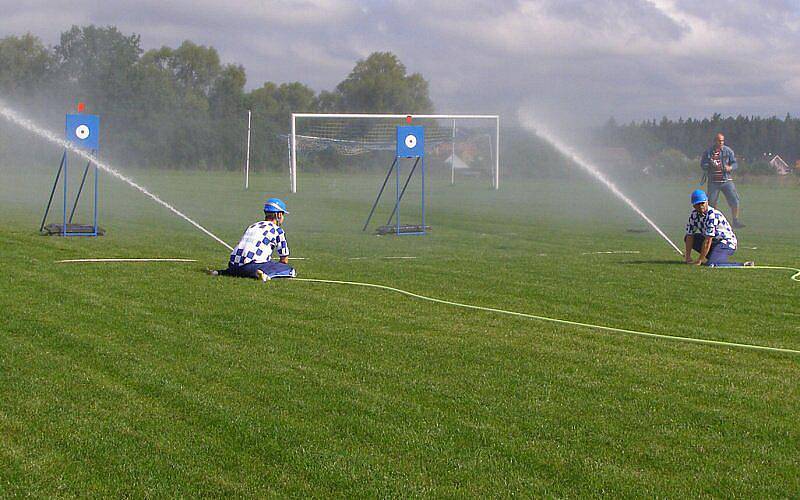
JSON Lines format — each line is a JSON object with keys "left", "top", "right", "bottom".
{"left": 599, "top": 113, "right": 800, "bottom": 177}
{"left": 315, "top": 90, "right": 339, "bottom": 113}
{"left": 0, "top": 29, "right": 445, "bottom": 170}
{"left": 52, "top": 26, "right": 145, "bottom": 163}
{"left": 125, "top": 50, "right": 181, "bottom": 166}
{"left": 209, "top": 64, "right": 247, "bottom": 167}
{"left": 334, "top": 52, "right": 433, "bottom": 113}
{"left": 168, "top": 41, "right": 221, "bottom": 94}
{"left": 0, "top": 34, "right": 53, "bottom": 96}
{"left": 54, "top": 25, "right": 142, "bottom": 105}
{"left": 246, "top": 81, "right": 318, "bottom": 170}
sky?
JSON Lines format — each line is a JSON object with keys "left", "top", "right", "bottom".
{"left": 2, "top": 0, "right": 800, "bottom": 125}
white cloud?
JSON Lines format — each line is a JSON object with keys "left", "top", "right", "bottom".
{"left": 1, "top": 0, "right": 799, "bottom": 122}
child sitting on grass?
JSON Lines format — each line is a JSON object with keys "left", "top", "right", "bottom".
{"left": 210, "top": 198, "right": 295, "bottom": 281}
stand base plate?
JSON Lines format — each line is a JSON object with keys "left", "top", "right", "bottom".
{"left": 376, "top": 224, "right": 431, "bottom": 235}
{"left": 42, "top": 223, "right": 105, "bottom": 236}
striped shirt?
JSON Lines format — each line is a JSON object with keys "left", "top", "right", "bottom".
{"left": 710, "top": 149, "right": 725, "bottom": 182}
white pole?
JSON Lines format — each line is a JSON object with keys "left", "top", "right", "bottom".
{"left": 495, "top": 117, "right": 500, "bottom": 190}
{"left": 245, "top": 109, "right": 251, "bottom": 190}
{"left": 450, "top": 119, "right": 456, "bottom": 185}
{"left": 291, "top": 113, "right": 297, "bottom": 193}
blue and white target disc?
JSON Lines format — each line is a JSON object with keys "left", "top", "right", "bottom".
{"left": 404, "top": 134, "right": 417, "bottom": 149}
{"left": 75, "top": 124, "right": 90, "bottom": 140}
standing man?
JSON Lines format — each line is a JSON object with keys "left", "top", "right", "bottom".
{"left": 211, "top": 197, "right": 296, "bottom": 281}
{"left": 684, "top": 189, "right": 752, "bottom": 267}
{"left": 701, "top": 133, "right": 744, "bottom": 228}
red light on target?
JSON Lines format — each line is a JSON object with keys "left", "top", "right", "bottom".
{"left": 77, "top": 102, "right": 86, "bottom": 113}
{"left": 406, "top": 115, "right": 412, "bottom": 124}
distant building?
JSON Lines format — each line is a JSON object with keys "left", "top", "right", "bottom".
{"left": 770, "top": 155, "right": 791, "bottom": 175}
{"left": 445, "top": 154, "right": 470, "bottom": 170}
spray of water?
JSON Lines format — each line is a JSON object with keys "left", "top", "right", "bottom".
{"left": 0, "top": 102, "right": 233, "bottom": 251}
{"left": 519, "top": 113, "right": 683, "bottom": 256}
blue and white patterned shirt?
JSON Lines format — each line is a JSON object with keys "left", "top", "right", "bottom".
{"left": 229, "top": 221, "right": 289, "bottom": 267}
{"left": 685, "top": 207, "right": 737, "bottom": 249}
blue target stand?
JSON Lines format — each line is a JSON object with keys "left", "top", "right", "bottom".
{"left": 363, "top": 125, "right": 430, "bottom": 235}
{"left": 40, "top": 113, "right": 104, "bottom": 237}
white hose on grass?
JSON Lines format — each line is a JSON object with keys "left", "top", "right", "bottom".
{"left": 718, "top": 265, "right": 800, "bottom": 282}
{"left": 290, "top": 277, "right": 800, "bottom": 355}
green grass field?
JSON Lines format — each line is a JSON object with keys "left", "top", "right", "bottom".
{"left": 1, "top": 164, "right": 799, "bottom": 496}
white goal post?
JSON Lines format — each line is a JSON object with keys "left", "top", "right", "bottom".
{"left": 289, "top": 113, "right": 500, "bottom": 193}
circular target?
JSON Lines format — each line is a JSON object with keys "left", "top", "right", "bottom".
{"left": 75, "top": 124, "right": 91, "bottom": 140}
{"left": 404, "top": 134, "right": 417, "bottom": 149}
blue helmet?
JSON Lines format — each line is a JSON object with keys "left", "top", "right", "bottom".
{"left": 690, "top": 189, "right": 708, "bottom": 205}
{"left": 264, "top": 197, "right": 289, "bottom": 214}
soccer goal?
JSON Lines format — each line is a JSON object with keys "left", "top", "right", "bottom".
{"left": 289, "top": 113, "right": 500, "bottom": 193}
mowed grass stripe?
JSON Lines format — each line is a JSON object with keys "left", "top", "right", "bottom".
{"left": 1, "top": 169, "right": 798, "bottom": 495}
{"left": 287, "top": 277, "right": 800, "bottom": 354}
{"left": 3, "top": 277, "right": 798, "bottom": 496}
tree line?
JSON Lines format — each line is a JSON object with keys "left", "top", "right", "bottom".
{"left": 2, "top": 25, "right": 796, "bottom": 179}
{"left": 597, "top": 114, "right": 800, "bottom": 177}
{"left": 0, "top": 25, "right": 433, "bottom": 169}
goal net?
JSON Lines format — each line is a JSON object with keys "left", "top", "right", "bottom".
{"left": 289, "top": 113, "right": 500, "bottom": 192}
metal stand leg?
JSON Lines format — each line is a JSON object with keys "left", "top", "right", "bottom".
{"left": 362, "top": 158, "right": 398, "bottom": 231}
{"left": 421, "top": 157, "right": 425, "bottom": 234}
{"left": 396, "top": 156, "right": 401, "bottom": 234}
{"left": 386, "top": 157, "right": 420, "bottom": 226}
{"left": 68, "top": 158, "right": 92, "bottom": 224}
{"left": 62, "top": 153, "right": 68, "bottom": 236}
{"left": 40, "top": 151, "right": 66, "bottom": 232}
{"left": 93, "top": 155, "right": 98, "bottom": 235}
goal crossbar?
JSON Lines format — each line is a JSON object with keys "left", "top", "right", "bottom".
{"left": 290, "top": 113, "right": 500, "bottom": 193}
